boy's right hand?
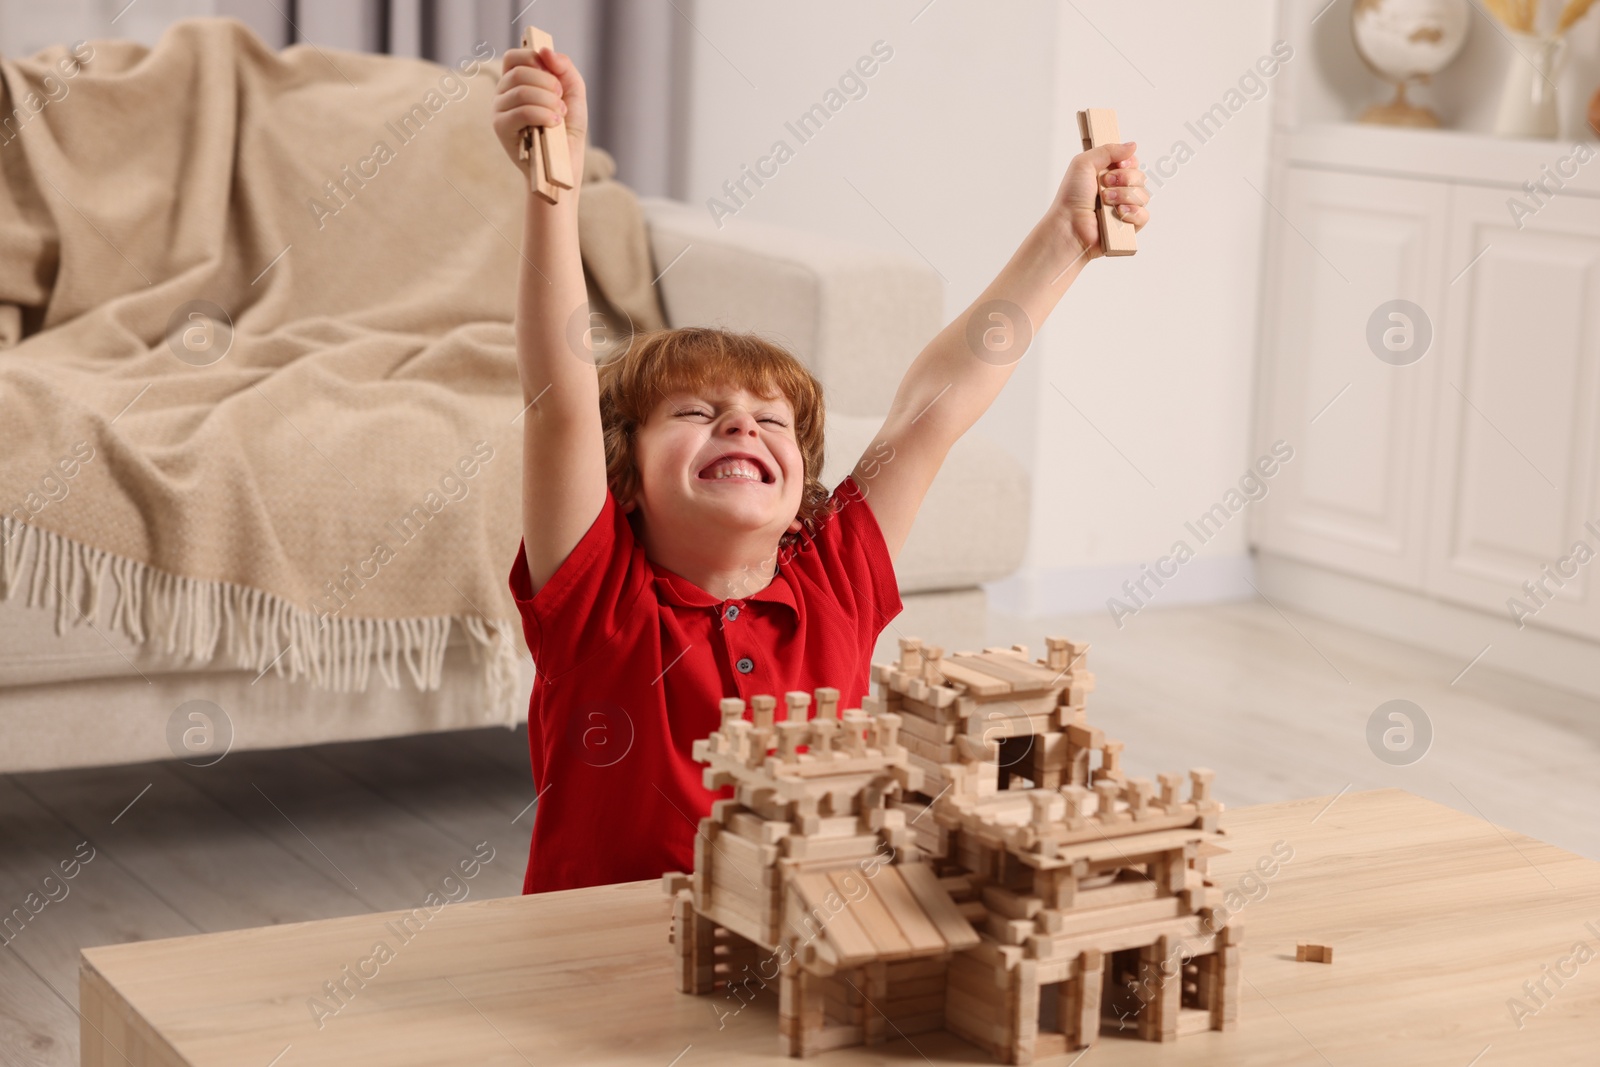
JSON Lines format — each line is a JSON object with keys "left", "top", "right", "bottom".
{"left": 492, "top": 45, "right": 588, "bottom": 189}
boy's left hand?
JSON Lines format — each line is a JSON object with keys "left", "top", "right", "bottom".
{"left": 1053, "top": 141, "right": 1149, "bottom": 259}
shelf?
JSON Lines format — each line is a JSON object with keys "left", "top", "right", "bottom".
{"left": 1281, "top": 121, "right": 1600, "bottom": 196}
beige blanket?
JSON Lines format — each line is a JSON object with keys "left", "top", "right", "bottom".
{"left": 0, "top": 17, "right": 664, "bottom": 724}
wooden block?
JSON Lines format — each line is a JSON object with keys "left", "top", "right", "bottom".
{"left": 867, "top": 868, "right": 948, "bottom": 954}
{"left": 727, "top": 810, "right": 790, "bottom": 845}
{"left": 883, "top": 981, "right": 948, "bottom": 1011}
{"left": 1065, "top": 722, "right": 1104, "bottom": 749}
{"left": 985, "top": 913, "right": 1035, "bottom": 946}
{"left": 1076, "top": 107, "right": 1137, "bottom": 256}
{"left": 825, "top": 868, "right": 911, "bottom": 957}
{"left": 883, "top": 990, "right": 945, "bottom": 1018}
{"left": 1066, "top": 948, "right": 1103, "bottom": 1050}
{"left": 886, "top": 956, "right": 950, "bottom": 981}
{"left": 520, "top": 26, "right": 572, "bottom": 188}
{"left": 800, "top": 1021, "right": 865, "bottom": 1054}
{"left": 862, "top": 959, "right": 889, "bottom": 1045}
{"left": 715, "top": 830, "right": 780, "bottom": 872}
{"left": 981, "top": 884, "right": 1044, "bottom": 922}
{"left": 896, "top": 711, "right": 958, "bottom": 745}
{"left": 1297, "top": 942, "right": 1332, "bottom": 963}
{"left": 901, "top": 732, "right": 958, "bottom": 764}
{"left": 898, "top": 862, "right": 982, "bottom": 950}
{"left": 888, "top": 1008, "right": 946, "bottom": 1036}
{"left": 783, "top": 834, "right": 882, "bottom": 863}
{"left": 1126, "top": 777, "right": 1155, "bottom": 819}
{"left": 789, "top": 874, "right": 878, "bottom": 964}
{"left": 814, "top": 686, "right": 842, "bottom": 720}
{"left": 518, "top": 26, "right": 575, "bottom": 203}
{"left": 935, "top": 657, "right": 1012, "bottom": 697}
{"left": 1040, "top": 898, "right": 1184, "bottom": 945}
{"left": 944, "top": 986, "right": 1012, "bottom": 1044}
{"left": 810, "top": 815, "right": 865, "bottom": 839}
{"left": 945, "top": 954, "right": 1004, "bottom": 998}
{"left": 1154, "top": 934, "right": 1180, "bottom": 1042}
{"left": 1212, "top": 945, "right": 1241, "bottom": 1030}
{"left": 1073, "top": 872, "right": 1159, "bottom": 909}
{"left": 708, "top": 860, "right": 781, "bottom": 901}
{"left": 1009, "top": 958, "right": 1041, "bottom": 1049}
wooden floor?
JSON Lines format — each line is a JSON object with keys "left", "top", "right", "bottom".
{"left": 4, "top": 599, "right": 1598, "bottom": 1065}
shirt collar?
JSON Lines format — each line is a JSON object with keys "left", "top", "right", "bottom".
{"left": 652, "top": 561, "right": 797, "bottom": 615}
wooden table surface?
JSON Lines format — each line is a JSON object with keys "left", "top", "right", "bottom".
{"left": 79, "top": 789, "right": 1600, "bottom": 1066}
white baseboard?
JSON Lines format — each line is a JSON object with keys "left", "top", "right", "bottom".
{"left": 1255, "top": 552, "right": 1600, "bottom": 703}
{"left": 984, "top": 553, "right": 1257, "bottom": 621}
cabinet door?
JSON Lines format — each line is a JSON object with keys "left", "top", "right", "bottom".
{"left": 1252, "top": 167, "right": 1448, "bottom": 586}
{"left": 1423, "top": 185, "right": 1600, "bottom": 639}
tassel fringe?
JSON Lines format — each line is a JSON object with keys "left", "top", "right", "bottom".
{"left": 0, "top": 516, "right": 523, "bottom": 727}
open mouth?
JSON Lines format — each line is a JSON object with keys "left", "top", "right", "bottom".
{"left": 697, "top": 453, "right": 774, "bottom": 484}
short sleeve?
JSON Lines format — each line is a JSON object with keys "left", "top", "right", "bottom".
{"left": 507, "top": 488, "right": 650, "bottom": 677}
{"left": 798, "top": 475, "right": 904, "bottom": 643}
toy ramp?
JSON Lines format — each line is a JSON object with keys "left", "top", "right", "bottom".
{"left": 788, "top": 863, "right": 979, "bottom": 968}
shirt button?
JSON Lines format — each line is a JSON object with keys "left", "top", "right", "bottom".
{"left": 725, "top": 604, "right": 740, "bottom": 621}
{"left": 736, "top": 656, "right": 754, "bottom": 674}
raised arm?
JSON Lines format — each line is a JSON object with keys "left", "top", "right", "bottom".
{"left": 491, "top": 46, "right": 605, "bottom": 593}
{"left": 852, "top": 142, "right": 1149, "bottom": 560}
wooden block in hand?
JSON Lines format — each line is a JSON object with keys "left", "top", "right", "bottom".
{"left": 1076, "top": 107, "right": 1137, "bottom": 257}
{"left": 521, "top": 25, "right": 575, "bottom": 203}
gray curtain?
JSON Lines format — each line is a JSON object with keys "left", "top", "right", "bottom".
{"left": 0, "top": 0, "right": 687, "bottom": 196}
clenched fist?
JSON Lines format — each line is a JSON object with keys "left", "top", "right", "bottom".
{"left": 492, "top": 45, "right": 588, "bottom": 192}
{"left": 1052, "top": 141, "right": 1149, "bottom": 260}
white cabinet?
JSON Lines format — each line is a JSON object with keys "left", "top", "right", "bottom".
{"left": 1252, "top": 168, "right": 1448, "bottom": 587}
{"left": 1253, "top": 138, "right": 1600, "bottom": 644}
{"left": 1425, "top": 186, "right": 1600, "bottom": 638}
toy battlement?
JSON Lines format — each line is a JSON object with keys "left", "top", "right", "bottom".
{"left": 691, "top": 688, "right": 921, "bottom": 797}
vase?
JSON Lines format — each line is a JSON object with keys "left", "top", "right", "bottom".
{"left": 1494, "top": 31, "right": 1564, "bottom": 139}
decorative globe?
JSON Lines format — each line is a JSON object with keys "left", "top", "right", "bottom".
{"left": 1351, "top": 0, "right": 1472, "bottom": 126}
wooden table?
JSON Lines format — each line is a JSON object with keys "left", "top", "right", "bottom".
{"left": 80, "top": 789, "right": 1600, "bottom": 1065}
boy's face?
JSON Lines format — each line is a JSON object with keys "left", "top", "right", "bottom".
{"left": 625, "top": 384, "right": 805, "bottom": 544}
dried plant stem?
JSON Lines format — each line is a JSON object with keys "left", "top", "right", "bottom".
{"left": 1557, "top": 0, "right": 1598, "bottom": 35}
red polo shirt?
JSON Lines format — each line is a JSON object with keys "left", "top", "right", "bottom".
{"left": 507, "top": 474, "right": 902, "bottom": 894}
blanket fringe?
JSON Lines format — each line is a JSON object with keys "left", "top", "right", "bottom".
{"left": 0, "top": 516, "right": 524, "bottom": 728}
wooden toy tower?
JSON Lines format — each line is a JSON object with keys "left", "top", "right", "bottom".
{"left": 665, "top": 636, "right": 1242, "bottom": 1061}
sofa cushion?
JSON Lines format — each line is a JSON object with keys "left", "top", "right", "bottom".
{"left": 641, "top": 197, "right": 944, "bottom": 419}
{"left": 822, "top": 414, "right": 1027, "bottom": 594}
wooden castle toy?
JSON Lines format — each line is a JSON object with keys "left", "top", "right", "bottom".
{"left": 664, "top": 636, "right": 1241, "bottom": 1060}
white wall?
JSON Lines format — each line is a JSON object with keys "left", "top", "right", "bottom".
{"left": 680, "top": 0, "right": 1280, "bottom": 620}
{"left": 1012, "top": 0, "right": 1281, "bottom": 619}
{"left": 678, "top": 0, "right": 1059, "bottom": 477}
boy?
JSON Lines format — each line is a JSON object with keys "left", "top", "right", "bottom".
{"left": 492, "top": 45, "right": 1148, "bottom": 894}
